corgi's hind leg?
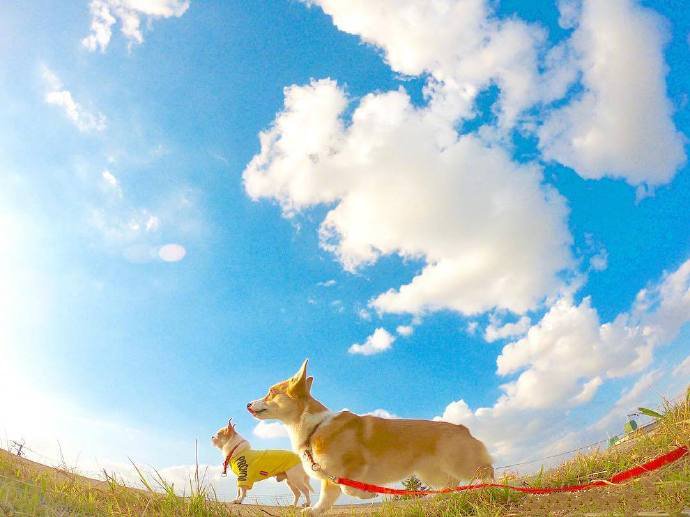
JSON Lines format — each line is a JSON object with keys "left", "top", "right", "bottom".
{"left": 340, "top": 486, "right": 378, "bottom": 499}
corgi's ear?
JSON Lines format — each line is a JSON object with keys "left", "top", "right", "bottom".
{"left": 287, "top": 359, "right": 309, "bottom": 397}
{"left": 227, "top": 418, "right": 233, "bottom": 430}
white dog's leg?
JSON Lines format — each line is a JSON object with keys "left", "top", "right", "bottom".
{"left": 232, "top": 487, "right": 247, "bottom": 504}
{"left": 301, "top": 479, "right": 340, "bottom": 515}
{"left": 286, "top": 478, "right": 301, "bottom": 507}
{"left": 301, "top": 475, "right": 312, "bottom": 507}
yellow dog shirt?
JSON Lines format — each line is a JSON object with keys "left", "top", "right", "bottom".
{"left": 230, "top": 449, "right": 302, "bottom": 489}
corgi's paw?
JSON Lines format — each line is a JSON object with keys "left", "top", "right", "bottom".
{"left": 231, "top": 499, "right": 242, "bottom": 504}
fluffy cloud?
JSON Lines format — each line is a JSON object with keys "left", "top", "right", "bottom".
{"left": 493, "top": 296, "right": 650, "bottom": 411}
{"left": 244, "top": 80, "right": 572, "bottom": 317}
{"left": 302, "top": 0, "right": 684, "bottom": 186}
{"left": 253, "top": 421, "right": 289, "bottom": 439}
{"left": 348, "top": 327, "right": 396, "bottom": 356}
{"left": 396, "top": 325, "right": 414, "bottom": 337}
{"left": 246, "top": 0, "right": 685, "bottom": 328}
{"left": 673, "top": 354, "right": 690, "bottom": 377}
{"left": 496, "top": 258, "right": 690, "bottom": 413}
{"left": 101, "top": 170, "right": 123, "bottom": 198}
{"left": 300, "top": 0, "right": 553, "bottom": 129}
{"left": 437, "top": 257, "right": 690, "bottom": 462}
{"left": 362, "top": 408, "right": 398, "bottom": 419}
{"left": 539, "top": 0, "right": 686, "bottom": 186}
{"left": 82, "top": 0, "right": 190, "bottom": 52}
{"left": 42, "top": 67, "right": 106, "bottom": 132}
{"left": 484, "top": 315, "right": 531, "bottom": 343}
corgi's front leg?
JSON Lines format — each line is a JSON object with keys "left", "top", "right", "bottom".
{"left": 301, "top": 479, "right": 340, "bottom": 515}
{"left": 232, "top": 487, "right": 247, "bottom": 504}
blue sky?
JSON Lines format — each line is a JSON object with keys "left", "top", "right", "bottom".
{"left": 2, "top": 0, "right": 690, "bottom": 503}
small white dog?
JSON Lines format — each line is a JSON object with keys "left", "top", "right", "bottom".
{"left": 212, "top": 419, "right": 312, "bottom": 506}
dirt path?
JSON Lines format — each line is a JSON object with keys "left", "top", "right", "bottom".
{"left": 222, "top": 502, "right": 382, "bottom": 516}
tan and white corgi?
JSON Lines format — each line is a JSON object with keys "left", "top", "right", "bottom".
{"left": 211, "top": 419, "right": 312, "bottom": 507}
{"left": 247, "top": 360, "right": 493, "bottom": 515}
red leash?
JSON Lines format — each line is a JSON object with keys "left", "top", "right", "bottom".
{"left": 333, "top": 445, "right": 688, "bottom": 496}
{"left": 222, "top": 440, "right": 248, "bottom": 476}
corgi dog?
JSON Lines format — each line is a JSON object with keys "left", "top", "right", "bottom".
{"left": 247, "top": 360, "right": 493, "bottom": 515}
{"left": 211, "top": 419, "right": 312, "bottom": 507}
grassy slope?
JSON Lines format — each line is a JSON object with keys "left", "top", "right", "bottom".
{"left": 1, "top": 388, "right": 688, "bottom": 516}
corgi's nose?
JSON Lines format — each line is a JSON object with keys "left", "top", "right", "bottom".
{"left": 246, "top": 403, "right": 252, "bottom": 409}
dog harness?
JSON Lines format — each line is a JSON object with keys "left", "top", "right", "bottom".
{"left": 227, "top": 449, "right": 302, "bottom": 489}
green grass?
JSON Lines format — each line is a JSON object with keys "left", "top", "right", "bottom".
{"left": 1, "top": 387, "right": 688, "bottom": 516}
{"left": 0, "top": 450, "right": 233, "bottom": 516}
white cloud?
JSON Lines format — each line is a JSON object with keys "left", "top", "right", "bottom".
{"left": 570, "top": 376, "right": 603, "bottom": 406}
{"left": 101, "top": 170, "right": 118, "bottom": 188}
{"left": 244, "top": 79, "right": 573, "bottom": 318}
{"left": 396, "top": 325, "right": 414, "bottom": 337}
{"left": 89, "top": 206, "right": 161, "bottom": 248}
{"left": 317, "top": 279, "right": 337, "bottom": 287}
{"left": 493, "top": 297, "right": 645, "bottom": 411}
{"left": 348, "top": 327, "right": 395, "bottom": 356}
{"left": 539, "top": 0, "right": 686, "bottom": 186}
{"left": 145, "top": 214, "right": 160, "bottom": 232}
{"left": 245, "top": 0, "right": 685, "bottom": 330}
{"left": 331, "top": 299, "right": 345, "bottom": 313}
{"left": 484, "top": 315, "right": 531, "bottom": 343}
{"left": 615, "top": 369, "right": 663, "bottom": 410}
{"left": 589, "top": 249, "right": 608, "bottom": 272}
{"left": 300, "top": 0, "right": 551, "bottom": 129}
{"left": 82, "top": 0, "right": 190, "bottom": 52}
{"left": 101, "top": 170, "right": 123, "bottom": 198}
{"left": 42, "top": 67, "right": 106, "bottom": 132}
{"left": 300, "top": 0, "right": 684, "bottom": 187}
{"left": 557, "top": 0, "right": 581, "bottom": 29}
{"left": 362, "top": 408, "right": 398, "bottom": 419}
{"left": 673, "top": 354, "right": 690, "bottom": 377}
{"left": 436, "top": 257, "right": 690, "bottom": 463}
{"left": 253, "top": 421, "right": 289, "bottom": 439}
{"left": 466, "top": 321, "right": 479, "bottom": 335}
{"left": 593, "top": 369, "right": 664, "bottom": 430}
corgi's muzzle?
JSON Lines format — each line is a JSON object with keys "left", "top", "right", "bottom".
{"left": 247, "top": 402, "right": 267, "bottom": 416}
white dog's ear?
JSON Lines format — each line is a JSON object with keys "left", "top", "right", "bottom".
{"left": 288, "top": 359, "right": 309, "bottom": 397}
{"left": 306, "top": 376, "right": 314, "bottom": 392}
{"left": 227, "top": 418, "right": 233, "bottom": 430}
